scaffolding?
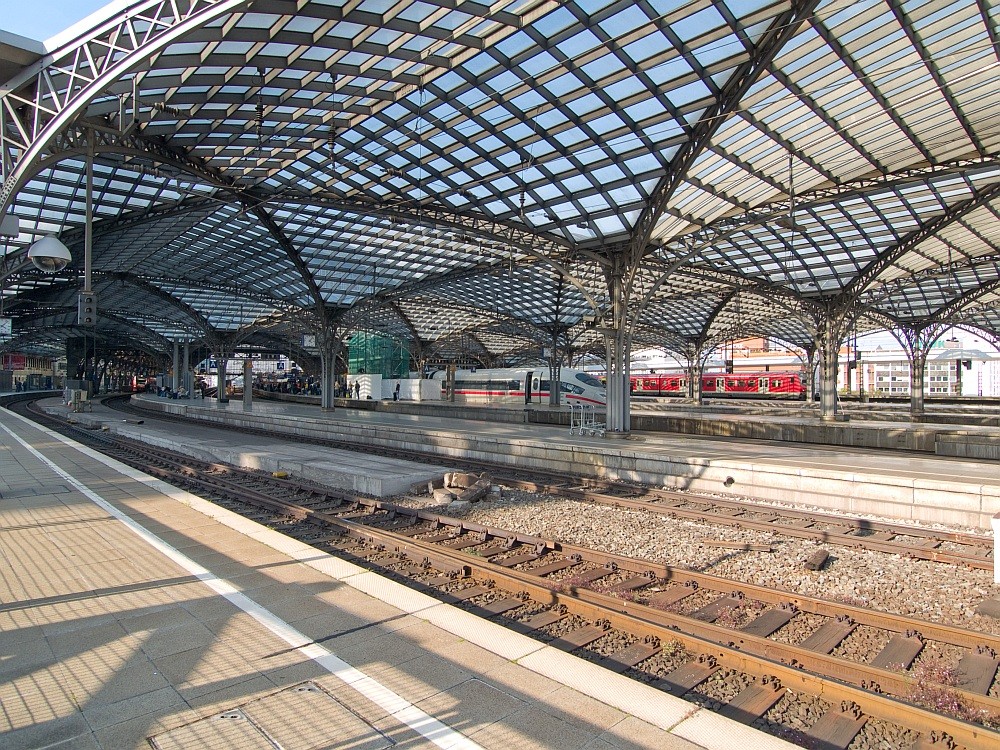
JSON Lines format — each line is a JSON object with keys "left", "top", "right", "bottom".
{"left": 348, "top": 332, "right": 408, "bottom": 377}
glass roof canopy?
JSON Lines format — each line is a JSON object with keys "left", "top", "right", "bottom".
{"left": 1, "top": 0, "right": 998, "bottom": 367}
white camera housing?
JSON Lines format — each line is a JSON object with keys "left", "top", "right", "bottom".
{"left": 27, "top": 236, "right": 72, "bottom": 272}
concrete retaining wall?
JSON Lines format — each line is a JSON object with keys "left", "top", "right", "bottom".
{"left": 246, "top": 394, "right": 1000, "bottom": 457}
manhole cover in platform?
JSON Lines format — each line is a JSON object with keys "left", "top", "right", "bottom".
{"left": 149, "top": 682, "right": 394, "bottom": 750}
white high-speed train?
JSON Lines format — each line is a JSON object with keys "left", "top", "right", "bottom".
{"left": 431, "top": 367, "right": 606, "bottom": 405}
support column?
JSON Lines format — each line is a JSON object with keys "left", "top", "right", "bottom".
{"left": 172, "top": 340, "right": 180, "bottom": 391}
{"left": 604, "top": 272, "right": 630, "bottom": 434}
{"left": 182, "top": 341, "right": 191, "bottom": 395}
{"left": 548, "top": 359, "right": 562, "bottom": 406}
{"left": 242, "top": 357, "right": 253, "bottom": 411}
{"left": 216, "top": 355, "right": 229, "bottom": 404}
{"left": 818, "top": 321, "right": 840, "bottom": 421}
{"left": 319, "top": 330, "right": 337, "bottom": 411}
{"left": 803, "top": 345, "right": 816, "bottom": 404}
{"left": 546, "top": 322, "right": 567, "bottom": 407}
{"left": 682, "top": 344, "right": 705, "bottom": 405}
{"left": 909, "top": 349, "right": 927, "bottom": 421}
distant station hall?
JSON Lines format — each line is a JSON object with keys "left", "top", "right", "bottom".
{"left": 2, "top": 0, "right": 1000, "bottom": 749}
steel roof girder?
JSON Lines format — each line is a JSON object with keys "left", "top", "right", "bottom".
{"left": 628, "top": 0, "right": 822, "bottom": 262}
{"left": 0, "top": 0, "right": 249, "bottom": 215}
{"left": 886, "top": 0, "right": 986, "bottom": 157}
{"left": 808, "top": 10, "right": 934, "bottom": 167}
{"left": 846, "top": 179, "right": 1000, "bottom": 299}
{"left": 667, "top": 155, "right": 1000, "bottom": 258}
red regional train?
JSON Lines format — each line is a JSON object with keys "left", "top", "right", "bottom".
{"left": 630, "top": 371, "right": 806, "bottom": 399}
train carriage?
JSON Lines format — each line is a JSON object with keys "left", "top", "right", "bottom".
{"left": 432, "top": 368, "right": 606, "bottom": 405}
{"left": 630, "top": 371, "right": 806, "bottom": 399}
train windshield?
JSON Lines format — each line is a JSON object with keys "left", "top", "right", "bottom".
{"left": 574, "top": 373, "right": 604, "bottom": 388}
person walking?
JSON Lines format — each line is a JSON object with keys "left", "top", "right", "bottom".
{"left": 393, "top": 381, "right": 400, "bottom": 401}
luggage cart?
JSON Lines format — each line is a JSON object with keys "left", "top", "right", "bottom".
{"left": 581, "top": 404, "right": 605, "bottom": 437}
{"left": 568, "top": 401, "right": 584, "bottom": 435}
{"left": 570, "top": 402, "right": 605, "bottom": 437}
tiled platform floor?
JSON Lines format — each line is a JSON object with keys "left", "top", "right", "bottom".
{"left": 0, "top": 405, "right": 796, "bottom": 750}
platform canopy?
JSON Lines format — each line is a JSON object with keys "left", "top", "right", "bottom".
{"left": 1, "top": 0, "right": 998, "bottom": 368}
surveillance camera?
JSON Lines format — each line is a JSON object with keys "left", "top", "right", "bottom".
{"left": 27, "top": 236, "right": 72, "bottom": 272}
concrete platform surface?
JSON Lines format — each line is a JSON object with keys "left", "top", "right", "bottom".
{"left": 129, "top": 393, "right": 1000, "bottom": 530}
{"left": 0, "top": 404, "right": 798, "bottom": 750}
{"left": 54, "top": 396, "right": 449, "bottom": 497}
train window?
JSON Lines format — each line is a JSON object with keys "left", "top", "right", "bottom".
{"left": 532, "top": 376, "right": 540, "bottom": 391}
{"left": 772, "top": 379, "right": 781, "bottom": 388}
{"left": 574, "top": 372, "right": 604, "bottom": 388}
{"left": 561, "top": 383, "right": 583, "bottom": 394}
{"left": 540, "top": 380, "right": 550, "bottom": 391}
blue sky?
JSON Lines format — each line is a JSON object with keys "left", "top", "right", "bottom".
{"left": 2, "top": 0, "right": 111, "bottom": 42}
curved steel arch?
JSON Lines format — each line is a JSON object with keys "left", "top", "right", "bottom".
{"left": 844, "top": 181, "right": 1000, "bottom": 298}
{"left": 0, "top": 0, "right": 248, "bottom": 213}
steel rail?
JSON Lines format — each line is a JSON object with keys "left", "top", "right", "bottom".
{"left": 179, "top": 483, "right": 1000, "bottom": 749}
{"left": 502, "top": 478, "right": 994, "bottom": 569}
{"left": 112, "top": 393, "right": 994, "bottom": 570}
{"left": 57, "top": 424, "right": 1000, "bottom": 742}
{"left": 15, "top": 395, "right": 999, "bottom": 748}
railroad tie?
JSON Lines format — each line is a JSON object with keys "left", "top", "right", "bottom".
{"left": 394, "top": 562, "right": 428, "bottom": 576}
{"left": 475, "top": 597, "right": 525, "bottom": 616}
{"left": 394, "top": 525, "right": 436, "bottom": 538}
{"left": 739, "top": 606, "right": 796, "bottom": 638}
{"left": 439, "top": 585, "right": 491, "bottom": 603}
{"left": 798, "top": 616, "right": 856, "bottom": 654}
{"left": 440, "top": 535, "right": 486, "bottom": 550}
{"left": 607, "top": 573, "right": 656, "bottom": 594}
{"left": 495, "top": 548, "right": 542, "bottom": 567}
{"left": 804, "top": 548, "right": 829, "bottom": 571}
{"left": 420, "top": 531, "right": 459, "bottom": 543}
{"left": 869, "top": 632, "right": 924, "bottom": 670}
{"left": 955, "top": 646, "right": 1000, "bottom": 695}
{"left": 547, "top": 621, "right": 611, "bottom": 651}
{"left": 599, "top": 638, "right": 661, "bottom": 674}
{"left": 529, "top": 558, "right": 578, "bottom": 576}
{"left": 655, "top": 654, "right": 719, "bottom": 697}
{"left": 803, "top": 702, "right": 868, "bottom": 750}
{"left": 511, "top": 607, "right": 567, "bottom": 634}
{"left": 473, "top": 544, "right": 510, "bottom": 559}
{"left": 717, "top": 676, "right": 785, "bottom": 724}
{"left": 691, "top": 593, "right": 744, "bottom": 623}
{"left": 647, "top": 583, "right": 698, "bottom": 610}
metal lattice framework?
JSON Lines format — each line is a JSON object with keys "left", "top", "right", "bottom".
{"left": 1, "top": 0, "right": 998, "bottom": 374}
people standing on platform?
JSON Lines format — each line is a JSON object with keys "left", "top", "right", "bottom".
{"left": 393, "top": 382, "right": 400, "bottom": 401}
{"left": 354, "top": 380, "right": 360, "bottom": 399}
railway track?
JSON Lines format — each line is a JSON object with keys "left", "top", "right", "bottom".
{"left": 111, "top": 394, "right": 995, "bottom": 571}
{"left": 10, "top": 395, "right": 1000, "bottom": 750}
